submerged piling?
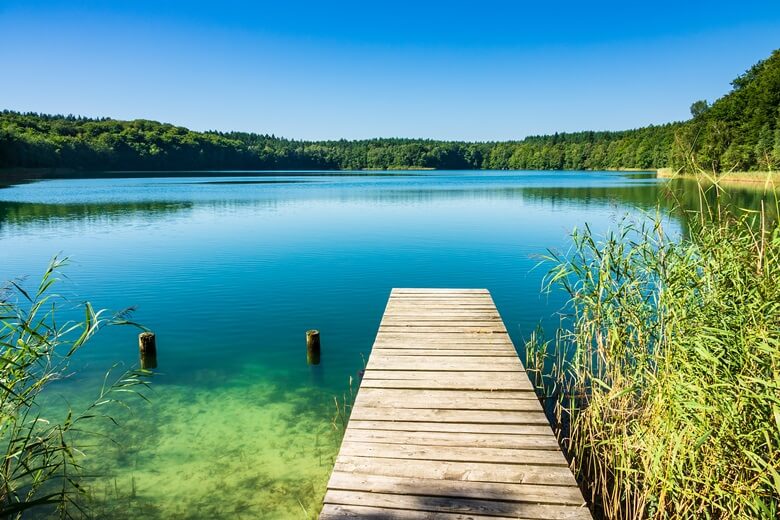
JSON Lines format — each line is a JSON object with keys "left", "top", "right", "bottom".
{"left": 139, "top": 332, "right": 158, "bottom": 369}
{"left": 306, "top": 329, "right": 321, "bottom": 365}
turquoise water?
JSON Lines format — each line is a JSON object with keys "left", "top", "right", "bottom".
{"left": 1, "top": 170, "right": 672, "bottom": 518}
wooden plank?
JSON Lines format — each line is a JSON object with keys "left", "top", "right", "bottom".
{"left": 387, "top": 295, "right": 493, "bottom": 299}
{"left": 380, "top": 321, "right": 505, "bottom": 328}
{"left": 380, "top": 315, "right": 498, "bottom": 320}
{"left": 323, "top": 491, "right": 591, "bottom": 519}
{"left": 338, "top": 441, "right": 567, "bottom": 466}
{"left": 355, "top": 388, "right": 540, "bottom": 402}
{"left": 386, "top": 301, "right": 498, "bottom": 306}
{"left": 374, "top": 335, "right": 511, "bottom": 342}
{"left": 371, "top": 347, "right": 516, "bottom": 354}
{"left": 366, "top": 358, "right": 524, "bottom": 372}
{"left": 348, "top": 408, "right": 549, "bottom": 424}
{"left": 360, "top": 378, "right": 532, "bottom": 391}
{"left": 353, "top": 393, "right": 541, "bottom": 411}
{"left": 373, "top": 340, "right": 515, "bottom": 348}
{"left": 388, "top": 293, "right": 493, "bottom": 298}
{"left": 342, "top": 429, "right": 560, "bottom": 449}
{"left": 374, "top": 338, "right": 514, "bottom": 343}
{"left": 362, "top": 370, "right": 527, "bottom": 380}
{"left": 386, "top": 300, "right": 498, "bottom": 305}
{"left": 384, "top": 307, "right": 501, "bottom": 312}
{"left": 372, "top": 345, "right": 516, "bottom": 352}
{"left": 368, "top": 354, "right": 521, "bottom": 362}
{"left": 383, "top": 311, "right": 502, "bottom": 316}
{"left": 351, "top": 397, "right": 542, "bottom": 411}
{"left": 378, "top": 327, "right": 508, "bottom": 334}
{"left": 385, "top": 300, "right": 497, "bottom": 305}
{"left": 320, "top": 503, "right": 520, "bottom": 519}
{"left": 333, "top": 456, "right": 576, "bottom": 485}
{"left": 345, "top": 420, "right": 554, "bottom": 435}
{"left": 392, "top": 288, "right": 490, "bottom": 293}
{"left": 380, "top": 319, "right": 503, "bottom": 326}
{"left": 392, "top": 294, "right": 495, "bottom": 302}
{"left": 372, "top": 348, "right": 517, "bottom": 357}
{"left": 368, "top": 356, "right": 520, "bottom": 363}
{"left": 328, "top": 472, "right": 584, "bottom": 505}
{"left": 320, "top": 288, "right": 588, "bottom": 520}
{"left": 383, "top": 312, "right": 500, "bottom": 317}
{"left": 381, "top": 315, "right": 498, "bottom": 319}
{"left": 390, "top": 291, "right": 493, "bottom": 302}
{"left": 379, "top": 322, "right": 503, "bottom": 326}
{"left": 374, "top": 336, "right": 514, "bottom": 342}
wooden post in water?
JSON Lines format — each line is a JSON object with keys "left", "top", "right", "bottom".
{"left": 139, "top": 332, "right": 157, "bottom": 369}
{"left": 306, "top": 329, "right": 320, "bottom": 365}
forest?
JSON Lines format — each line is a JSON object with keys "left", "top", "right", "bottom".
{"left": 1, "top": 49, "right": 778, "bottom": 174}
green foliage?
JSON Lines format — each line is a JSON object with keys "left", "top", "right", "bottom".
{"left": 673, "top": 50, "right": 780, "bottom": 173}
{"left": 689, "top": 99, "right": 709, "bottom": 118}
{"left": 0, "top": 258, "right": 150, "bottom": 518}
{"left": 527, "top": 188, "right": 780, "bottom": 518}
{"left": 0, "top": 111, "right": 679, "bottom": 172}
{"left": 1, "top": 49, "right": 778, "bottom": 174}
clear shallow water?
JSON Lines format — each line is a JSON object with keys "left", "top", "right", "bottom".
{"left": 1, "top": 170, "right": 682, "bottom": 518}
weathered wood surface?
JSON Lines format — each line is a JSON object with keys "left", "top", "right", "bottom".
{"left": 321, "top": 288, "right": 590, "bottom": 519}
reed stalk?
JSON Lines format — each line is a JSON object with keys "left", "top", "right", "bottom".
{"left": 0, "top": 257, "right": 150, "bottom": 518}
{"left": 527, "top": 183, "right": 780, "bottom": 519}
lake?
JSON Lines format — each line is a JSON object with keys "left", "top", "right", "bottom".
{"left": 0, "top": 170, "right": 754, "bottom": 518}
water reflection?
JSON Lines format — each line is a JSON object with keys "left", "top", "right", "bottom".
{"left": 2, "top": 174, "right": 775, "bottom": 233}
{"left": 0, "top": 200, "right": 193, "bottom": 229}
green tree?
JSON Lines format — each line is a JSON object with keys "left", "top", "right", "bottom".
{"left": 773, "top": 128, "right": 780, "bottom": 169}
{"left": 690, "top": 99, "right": 710, "bottom": 118}
{"left": 755, "top": 124, "right": 775, "bottom": 170}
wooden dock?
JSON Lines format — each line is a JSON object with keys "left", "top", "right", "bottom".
{"left": 320, "top": 288, "right": 590, "bottom": 519}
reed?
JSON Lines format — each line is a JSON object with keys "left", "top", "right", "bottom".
{"left": 527, "top": 184, "right": 780, "bottom": 519}
{"left": 0, "top": 258, "right": 150, "bottom": 518}
{"left": 332, "top": 375, "right": 357, "bottom": 433}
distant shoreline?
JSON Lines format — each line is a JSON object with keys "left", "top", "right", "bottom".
{"left": 1, "top": 166, "right": 654, "bottom": 176}
{"left": 657, "top": 168, "right": 779, "bottom": 187}
{"left": 0, "top": 167, "right": 660, "bottom": 185}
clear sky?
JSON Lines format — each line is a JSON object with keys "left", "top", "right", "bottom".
{"left": 2, "top": 1, "right": 779, "bottom": 141}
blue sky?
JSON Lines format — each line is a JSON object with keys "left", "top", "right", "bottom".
{"left": 2, "top": 1, "right": 779, "bottom": 140}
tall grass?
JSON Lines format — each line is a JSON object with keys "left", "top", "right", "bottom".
{"left": 526, "top": 185, "right": 780, "bottom": 519}
{"left": 0, "top": 258, "right": 150, "bottom": 518}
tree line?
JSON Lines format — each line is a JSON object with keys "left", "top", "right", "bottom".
{"left": 1, "top": 49, "right": 778, "bottom": 174}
